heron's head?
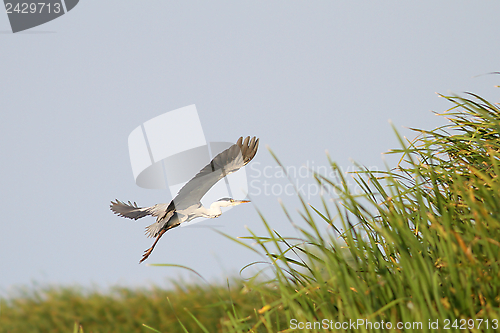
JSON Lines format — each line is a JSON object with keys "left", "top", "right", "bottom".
{"left": 216, "top": 197, "right": 251, "bottom": 207}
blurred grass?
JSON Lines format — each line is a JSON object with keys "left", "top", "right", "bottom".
{"left": 0, "top": 281, "right": 281, "bottom": 332}
{"left": 2, "top": 90, "right": 500, "bottom": 332}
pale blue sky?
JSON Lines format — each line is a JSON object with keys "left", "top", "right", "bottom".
{"left": 1, "top": 1, "right": 499, "bottom": 294}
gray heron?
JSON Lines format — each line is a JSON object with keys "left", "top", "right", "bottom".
{"left": 110, "top": 136, "right": 259, "bottom": 263}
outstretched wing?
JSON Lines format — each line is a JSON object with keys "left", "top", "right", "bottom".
{"left": 172, "top": 136, "right": 259, "bottom": 209}
{"left": 110, "top": 200, "right": 170, "bottom": 220}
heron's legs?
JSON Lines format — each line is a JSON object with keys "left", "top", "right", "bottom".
{"left": 140, "top": 223, "right": 180, "bottom": 263}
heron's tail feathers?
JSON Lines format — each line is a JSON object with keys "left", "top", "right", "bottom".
{"left": 110, "top": 200, "right": 154, "bottom": 220}
{"left": 145, "top": 221, "right": 164, "bottom": 238}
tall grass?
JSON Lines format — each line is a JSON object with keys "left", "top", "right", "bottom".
{"left": 205, "top": 92, "right": 500, "bottom": 332}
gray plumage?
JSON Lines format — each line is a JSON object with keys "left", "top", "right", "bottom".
{"left": 110, "top": 136, "right": 259, "bottom": 263}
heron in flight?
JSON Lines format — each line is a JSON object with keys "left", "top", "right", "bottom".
{"left": 111, "top": 136, "right": 259, "bottom": 263}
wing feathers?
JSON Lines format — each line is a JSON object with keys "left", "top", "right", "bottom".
{"left": 241, "top": 136, "right": 250, "bottom": 156}
{"left": 246, "top": 137, "right": 259, "bottom": 164}
{"left": 110, "top": 200, "right": 152, "bottom": 220}
{"left": 237, "top": 136, "right": 259, "bottom": 165}
{"left": 173, "top": 136, "right": 259, "bottom": 206}
{"left": 110, "top": 200, "right": 170, "bottom": 220}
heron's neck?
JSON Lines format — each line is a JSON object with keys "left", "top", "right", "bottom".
{"left": 199, "top": 201, "right": 227, "bottom": 218}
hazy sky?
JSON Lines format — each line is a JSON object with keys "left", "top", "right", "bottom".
{"left": 1, "top": 1, "right": 499, "bottom": 294}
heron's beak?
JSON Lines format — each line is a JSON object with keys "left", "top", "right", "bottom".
{"left": 234, "top": 200, "right": 251, "bottom": 205}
